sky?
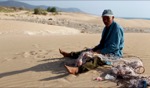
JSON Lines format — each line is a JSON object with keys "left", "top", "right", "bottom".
{"left": 2, "top": 0, "right": 150, "bottom": 18}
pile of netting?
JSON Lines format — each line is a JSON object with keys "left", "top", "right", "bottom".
{"left": 76, "top": 51, "right": 149, "bottom": 88}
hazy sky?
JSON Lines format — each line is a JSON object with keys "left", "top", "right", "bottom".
{"left": 3, "top": 0, "right": 150, "bottom": 18}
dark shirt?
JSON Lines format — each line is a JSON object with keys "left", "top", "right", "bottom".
{"left": 92, "top": 21, "right": 124, "bottom": 57}
{"left": 99, "top": 26, "right": 110, "bottom": 50}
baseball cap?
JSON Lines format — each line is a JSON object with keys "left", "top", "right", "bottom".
{"left": 102, "top": 9, "right": 114, "bottom": 16}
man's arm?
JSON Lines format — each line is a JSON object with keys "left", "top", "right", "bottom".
{"left": 92, "top": 28, "right": 106, "bottom": 52}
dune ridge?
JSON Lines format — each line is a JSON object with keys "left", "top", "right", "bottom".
{"left": 0, "top": 20, "right": 80, "bottom": 36}
{"left": 1, "top": 11, "right": 150, "bottom": 33}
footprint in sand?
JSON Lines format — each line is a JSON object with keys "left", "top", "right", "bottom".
{"left": 29, "top": 51, "right": 38, "bottom": 55}
{"left": 0, "top": 58, "right": 8, "bottom": 63}
{"left": 21, "top": 51, "right": 38, "bottom": 58}
{"left": 23, "top": 52, "right": 31, "bottom": 58}
{"left": 4, "top": 58, "right": 12, "bottom": 61}
{"left": 44, "top": 50, "right": 52, "bottom": 55}
{"left": 36, "top": 50, "right": 52, "bottom": 58}
{"left": 34, "top": 55, "right": 46, "bottom": 59}
{"left": 14, "top": 49, "right": 52, "bottom": 60}
{"left": 32, "top": 44, "right": 40, "bottom": 48}
{"left": 29, "top": 50, "right": 48, "bottom": 59}
{"left": 38, "top": 50, "right": 51, "bottom": 54}
{"left": 12, "top": 57, "right": 17, "bottom": 59}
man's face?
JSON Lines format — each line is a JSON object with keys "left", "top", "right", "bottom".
{"left": 102, "top": 16, "right": 114, "bottom": 27}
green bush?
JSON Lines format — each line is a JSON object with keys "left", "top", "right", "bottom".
{"left": 34, "top": 8, "right": 41, "bottom": 14}
{"left": 50, "top": 7, "right": 56, "bottom": 12}
{"left": 18, "top": 7, "right": 24, "bottom": 10}
{"left": 34, "top": 8, "right": 47, "bottom": 15}
{"left": 47, "top": 7, "right": 59, "bottom": 15}
{"left": 47, "top": 7, "right": 57, "bottom": 12}
{"left": 47, "top": 7, "right": 51, "bottom": 12}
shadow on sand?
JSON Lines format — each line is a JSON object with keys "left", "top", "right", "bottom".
{"left": 0, "top": 57, "right": 76, "bottom": 81}
{"left": 0, "top": 56, "right": 127, "bottom": 87}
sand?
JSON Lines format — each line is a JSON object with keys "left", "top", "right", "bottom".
{"left": 0, "top": 11, "right": 150, "bottom": 87}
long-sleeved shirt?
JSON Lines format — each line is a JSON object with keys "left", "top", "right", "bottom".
{"left": 92, "top": 21, "right": 124, "bottom": 57}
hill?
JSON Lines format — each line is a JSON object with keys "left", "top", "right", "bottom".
{"left": 0, "top": 0, "right": 84, "bottom": 13}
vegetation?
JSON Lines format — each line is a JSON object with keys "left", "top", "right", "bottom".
{"left": 0, "top": 6, "right": 58, "bottom": 16}
{"left": 18, "top": 7, "right": 25, "bottom": 10}
{"left": 0, "top": 6, "right": 26, "bottom": 12}
{"left": 47, "top": 7, "right": 58, "bottom": 15}
{"left": 0, "top": 6, "right": 15, "bottom": 12}
{"left": 50, "top": 7, "right": 56, "bottom": 12}
{"left": 47, "top": 7, "right": 57, "bottom": 12}
{"left": 34, "top": 8, "right": 47, "bottom": 15}
{"left": 33, "top": 7, "right": 59, "bottom": 15}
{"left": 47, "top": 7, "right": 51, "bottom": 12}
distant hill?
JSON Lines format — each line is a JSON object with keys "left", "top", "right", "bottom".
{"left": 121, "top": 17, "right": 150, "bottom": 20}
{"left": 55, "top": 7, "right": 84, "bottom": 13}
{"left": 0, "top": 0, "right": 84, "bottom": 13}
{"left": 0, "top": 0, "right": 35, "bottom": 9}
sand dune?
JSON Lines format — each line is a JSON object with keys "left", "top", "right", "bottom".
{"left": 0, "top": 20, "right": 81, "bottom": 36}
{"left": 0, "top": 11, "right": 150, "bottom": 87}
{"left": 0, "top": 32, "right": 150, "bottom": 87}
{"left": 1, "top": 11, "right": 150, "bottom": 33}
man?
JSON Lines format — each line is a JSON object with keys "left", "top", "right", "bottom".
{"left": 59, "top": 9, "right": 124, "bottom": 74}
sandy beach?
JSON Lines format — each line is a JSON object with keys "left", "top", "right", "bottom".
{"left": 0, "top": 11, "right": 150, "bottom": 87}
